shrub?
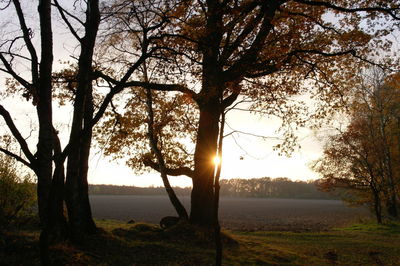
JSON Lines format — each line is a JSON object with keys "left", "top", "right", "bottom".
{"left": 0, "top": 154, "right": 36, "bottom": 228}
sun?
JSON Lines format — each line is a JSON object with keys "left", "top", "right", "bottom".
{"left": 213, "top": 156, "right": 221, "bottom": 165}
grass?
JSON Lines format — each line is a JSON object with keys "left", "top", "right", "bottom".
{"left": 1, "top": 219, "right": 399, "bottom": 265}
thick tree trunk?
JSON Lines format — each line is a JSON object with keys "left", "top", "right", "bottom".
{"left": 45, "top": 133, "right": 68, "bottom": 240}
{"left": 190, "top": 99, "right": 220, "bottom": 227}
{"left": 189, "top": 0, "right": 224, "bottom": 228}
{"left": 65, "top": 0, "right": 99, "bottom": 240}
{"left": 36, "top": 0, "right": 67, "bottom": 263}
{"left": 65, "top": 78, "right": 97, "bottom": 239}
{"left": 40, "top": 155, "right": 68, "bottom": 266}
{"left": 65, "top": 85, "right": 97, "bottom": 240}
{"left": 36, "top": 0, "right": 53, "bottom": 231}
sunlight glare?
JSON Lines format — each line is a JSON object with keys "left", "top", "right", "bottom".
{"left": 213, "top": 156, "right": 221, "bottom": 165}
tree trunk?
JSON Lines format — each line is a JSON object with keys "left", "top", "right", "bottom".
{"left": 65, "top": 81, "right": 97, "bottom": 239}
{"left": 371, "top": 187, "right": 382, "bottom": 224}
{"left": 36, "top": 0, "right": 53, "bottom": 231}
{"left": 35, "top": 0, "right": 68, "bottom": 263}
{"left": 45, "top": 132, "right": 68, "bottom": 240}
{"left": 65, "top": 84, "right": 97, "bottom": 240}
{"left": 214, "top": 111, "right": 225, "bottom": 266}
{"left": 65, "top": 0, "right": 99, "bottom": 240}
{"left": 190, "top": 99, "right": 221, "bottom": 227}
{"left": 144, "top": 64, "right": 188, "bottom": 220}
{"left": 378, "top": 102, "right": 398, "bottom": 218}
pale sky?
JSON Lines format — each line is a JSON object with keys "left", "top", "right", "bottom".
{"left": 86, "top": 106, "right": 324, "bottom": 187}
{"left": 1, "top": 72, "right": 325, "bottom": 188}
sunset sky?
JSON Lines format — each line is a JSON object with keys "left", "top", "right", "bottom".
{"left": 86, "top": 106, "right": 324, "bottom": 187}
{"left": 1, "top": 69, "right": 326, "bottom": 188}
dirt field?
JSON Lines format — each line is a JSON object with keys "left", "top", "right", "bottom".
{"left": 89, "top": 195, "right": 371, "bottom": 231}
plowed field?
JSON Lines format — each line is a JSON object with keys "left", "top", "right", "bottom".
{"left": 89, "top": 195, "right": 370, "bottom": 231}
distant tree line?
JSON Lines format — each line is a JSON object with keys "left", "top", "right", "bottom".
{"left": 219, "top": 178, "right": 335, "bottom": 199}
{"left": 89, "top": 184, "right": 191, "bottom": 196}
{"left": 89, "top": 177, "right": 336, "bottom": 200}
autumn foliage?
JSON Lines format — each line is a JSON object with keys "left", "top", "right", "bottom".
{"left": 0, "top": 1, "right": 399, "bottom": 264}
{"left": 314, "top": 70, "right": 400, "bottom": 223}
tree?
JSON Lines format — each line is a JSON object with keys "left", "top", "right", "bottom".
{"left": 143, "top": 61, "right": 189, "bottom": 220}
{"left": 313, "top": 69, "right": 400, "bottom": 223}
{"left": 95, "top": 0, "right": 198, "bottom": 219}
{"left": 58, "top": 0, "right": 101, "bottom": 239}
{"left": 0, "top": 0, "right": 65, "bottom": 243}
{"left": 0, "top": 1, "right": 180, "bottom": 255}
{"left": 99, "top": 0, "right": 400, "bottom": 228}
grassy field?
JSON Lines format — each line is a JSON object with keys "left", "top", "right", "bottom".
{"left": 1, "top": 219, "right": 400, "bottom": 265}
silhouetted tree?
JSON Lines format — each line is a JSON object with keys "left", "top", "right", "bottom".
{"left": 100, "top": 0, "right": 399, "bottom": 228}
{"left": 313, "top": 69, "right": 400, "bottom": 223}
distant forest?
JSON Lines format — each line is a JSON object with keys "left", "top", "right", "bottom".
{"left": 89, "top": 177, "right": 336, "bottom": 199}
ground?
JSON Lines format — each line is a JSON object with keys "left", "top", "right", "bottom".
{"left": 1, "top": 219, "right": 400, "bottom": 265}
{"left": 89, "top": 196, "right": 370, "bottom": 231}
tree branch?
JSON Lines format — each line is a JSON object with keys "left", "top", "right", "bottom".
{"left": 53, "top": 0, "right": 82, "bottom": 42}
{"left": 143, "top": 158, "right": 195, "bottom": 178}
{"left": 12, "top": 0, "right": 39, "bottom": 86}
{"left": 287, "top": 49, "right": 356, "bottom": 58}
{"left": 0, "top": 105, "right": 35, "bottom": 164}
{"left": 293, "top": 0, "right": 400, "bottom": 20}
{"left": 94, "top": 70, "right": 197, "bottom": 97}
{"left": 220, "top": 2, "right": 264, "bottom": 64}
{"left": 223, "top": 2, "right": 280, "bottom": 80}
{"left": 221, "top": 91, "right": 240, "bottom": 109}
{"left": 0, "top": 147, "right": 32, "bottom": 168}
{"left": 0, "top": 53, "right": 33, "bottom": 90}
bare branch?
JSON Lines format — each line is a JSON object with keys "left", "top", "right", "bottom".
{"left": 12, "top": 0, "right": 39, "bottom": 85}
{"left": 223, "top": 2, "right": 280, "bottom": 80}
{"left": 225, "top": 121, "right": 281, "bottom": 140}
{"left": 287, "top": 49, "right": 356, "bottom": 58}
{"left": 0, "top": 105, "right": 35, "bottom": 164}
{"left": 293, "top": 0, "right": 400, "bottom": 20}
{"left": 0, "top": 53, "right": 33, "bottom": 90}
{"left": 94, "top": 70, "right": 197, "bottom": 97}
{"left": 53, "top": 0, "right": 82, "bottom": 42}
{"left": 0, "top": 147, "right": 32, "bottom": 168}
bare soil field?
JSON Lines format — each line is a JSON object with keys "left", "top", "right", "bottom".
{"left": 89, "top": 195, "right": 371, "bottom": 231}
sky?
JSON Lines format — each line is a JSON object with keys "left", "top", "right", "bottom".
{"left": 1, "top": 94, "right": 325, "bottom": 188}
{"left": 85, "top": 106, "right": 325, "bottom": 188}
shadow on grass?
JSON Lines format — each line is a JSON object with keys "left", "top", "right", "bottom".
{"left": 2, "top": 219, "right": 400, "bottom": 265}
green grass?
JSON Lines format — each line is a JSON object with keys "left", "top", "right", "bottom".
{"left": 1, "top": 219, "right": 399, "bottom": 265}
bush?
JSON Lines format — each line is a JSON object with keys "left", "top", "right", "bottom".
{"left": 0, "top": 155, "right": 36, "bottom": 228}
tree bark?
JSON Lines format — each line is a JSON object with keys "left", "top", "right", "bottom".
{"left": 190, "top": 0, "right": 224, "bottom": 227}
{"left": 190, "top": 98, "right": 221, "bottom": 227}
{"left": 36, "top": 0, "right": 54, "bottom": 231}
{"left": 35, "top": 0, "right": 68, "bottom": 263}
{"left": 47, "top": 132, "right": 68, "bottom": 238}
{"left": 65, "top": 0, "right": 99, "bottom": 240}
